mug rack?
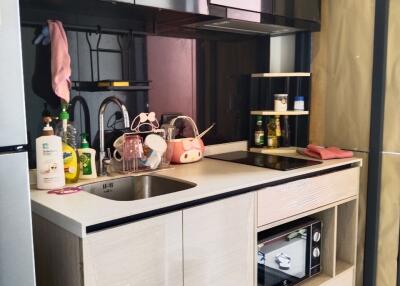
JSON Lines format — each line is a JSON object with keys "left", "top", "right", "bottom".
{"left": 113, "top": 112, "right": 170, "bottom": 174}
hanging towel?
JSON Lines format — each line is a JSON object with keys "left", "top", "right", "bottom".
{"left": 299, "top": 144, "right": 354, "bottom": 160}
{"left": 48, "top": 20, "right": 71, "bottom": 103}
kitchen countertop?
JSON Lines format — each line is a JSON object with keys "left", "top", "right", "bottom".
{"left": 30, "top": 155, "right": 362, "bottom": 238}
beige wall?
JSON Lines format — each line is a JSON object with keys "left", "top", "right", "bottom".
{"left": 376, "top": 0, "right": 400, "bottom": 285}
{"left": 310, "top": 0, "right": 376, "bottom": 285}
{"left": 310, "top": 0, "right": 375, "bottom": 151}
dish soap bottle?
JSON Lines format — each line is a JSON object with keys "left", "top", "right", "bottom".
{"left": 78, "top": 133, "right": 97, "bottom": 179}
{"left": 36, "top": 117, "right": 65, "bottom": 190}
{"left": 56, "top": 105, "right": 80, "bottom": 184}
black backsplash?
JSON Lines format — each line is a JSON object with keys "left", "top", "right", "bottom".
{"left": 196, "top": 36, "right": 270, "bottom": 145}
{"left": 19, "top": 0, "right": 311, "bottom": 168}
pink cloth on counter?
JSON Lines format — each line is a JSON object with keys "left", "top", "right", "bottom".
{"left": 48, "top": 20, "right": 71, "bottom": 103}
{"left": 302, "top": 144, "right": 354, "bottom": 160}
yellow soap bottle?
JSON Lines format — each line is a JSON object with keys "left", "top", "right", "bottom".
{"left": 58, "top": 106, "right": 80, "bottom": 184}
{"left": 62, "top": 142, "right": 79, "bottom": 183}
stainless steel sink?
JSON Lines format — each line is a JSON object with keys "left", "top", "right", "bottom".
{"left": 80, "top": 175, "right": 196, "bottom": 201}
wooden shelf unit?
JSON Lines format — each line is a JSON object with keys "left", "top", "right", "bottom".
{"left": 250, "top": 110, "right": 309, "bottom": 116}
{"left": 251, "top": 72, "right": 311, "bottom": 78}
{"left": 249, "top": 71, "right": 312, "bottom": 149}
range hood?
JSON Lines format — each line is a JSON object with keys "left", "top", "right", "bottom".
{"left": 135, "top": 0, "right": 321, "bottom": 36}
{"left": 185, "top": 19, "right": 302, "bottom": 36}
{"left": 20, "top": 0, "right": 321, "bottom": 38}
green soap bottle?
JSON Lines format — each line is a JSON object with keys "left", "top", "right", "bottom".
{"left": 78, "top": 133, "right": 97, "bottom": 179}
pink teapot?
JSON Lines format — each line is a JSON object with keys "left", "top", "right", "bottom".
{"left": 169, "top": 116, "right": 206, "bottom": 164}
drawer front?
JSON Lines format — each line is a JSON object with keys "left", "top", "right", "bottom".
{"left": 257, "top": 167, "right": 359, "bottom": 227}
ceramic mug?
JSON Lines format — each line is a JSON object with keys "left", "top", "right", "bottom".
{"left": 113, "top": 134, "right": 145, "bottom": 162}
{"left": 112, "top": 135, "right": 125, "bottom": 162}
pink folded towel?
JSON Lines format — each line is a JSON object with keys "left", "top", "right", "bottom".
{"left": 48, "top": 20, "right": 71, "bottom": 103}
{"left": 301, "top": 144, "right": 354, "bottom": 160}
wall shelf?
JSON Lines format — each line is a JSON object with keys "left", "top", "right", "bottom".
{"left": 250, "top": 110, "right": 309, "bottom": 116}
{"left": 72, "top": 81, "right": 150, "bottom": 92}
{"left": 251, "top": 72, "right": 311, "bottom": 78}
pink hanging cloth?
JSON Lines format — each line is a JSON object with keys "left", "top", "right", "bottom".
{"left": 48, "top": 20, "right": 71, "bottom": 103}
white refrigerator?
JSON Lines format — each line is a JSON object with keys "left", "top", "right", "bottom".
{"left": 0, "top": 0, "right": 36, "bottom": 285}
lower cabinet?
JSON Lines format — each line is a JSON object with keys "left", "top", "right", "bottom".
{"left": 183, "top": 193, "right": 255, "bottom": 286}
{"left": 82, "top": 211, "right": 183, "bottom": 286}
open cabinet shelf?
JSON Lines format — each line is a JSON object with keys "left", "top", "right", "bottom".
{"left": 256, "top": 197, "right": 358, "bottom": 286}
{"left": 336, "top": 259, "right": 353, "bottom": 276}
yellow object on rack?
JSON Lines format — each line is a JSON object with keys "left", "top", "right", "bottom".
{"left": 97, "top": 81, "right": 130, "bottom": 87}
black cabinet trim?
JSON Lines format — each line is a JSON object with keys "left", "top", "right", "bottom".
{"left": 363, "top": 0, "right": 390, "bottom": 285}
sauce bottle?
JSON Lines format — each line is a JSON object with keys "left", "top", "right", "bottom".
{"left": 254, "top": 116, "right": 265, "bottom": 147}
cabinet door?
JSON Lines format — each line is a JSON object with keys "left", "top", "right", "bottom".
{"left": 183, "top": 193, "right": 255, "bottom": 286}
{"left": 83, "top": 211, "right": 183, "bottom": 286}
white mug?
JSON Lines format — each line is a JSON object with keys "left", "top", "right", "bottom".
{"left": 113, "top": 135, "right": 124, "bottom": 162}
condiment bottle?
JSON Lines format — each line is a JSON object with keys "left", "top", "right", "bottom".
{"left": 281, "top": 115, "right": 291, "bottom": 147}
{"left": 275, "top": 116, "right": 282, "bottom": 147}
{"left": 254, "top": 116, "right": 265, "bottom": 147}
{"left": 267, "top": 117, "right": 278, "bottom": 148}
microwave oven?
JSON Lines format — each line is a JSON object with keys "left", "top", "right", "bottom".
{"left": 257, "top": 217, "right": 322, "bottom": 286}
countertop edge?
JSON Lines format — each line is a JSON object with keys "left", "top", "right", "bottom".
{"left": 31, "top": 157, "right": 362, "bottom": 238}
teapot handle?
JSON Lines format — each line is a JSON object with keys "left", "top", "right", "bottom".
{"left": 169, "top": 116, "right": 200, "bottom": 137}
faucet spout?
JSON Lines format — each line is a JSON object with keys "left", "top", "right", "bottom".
{"left": 98, "top": 96, "right": 130, "bottom": 176}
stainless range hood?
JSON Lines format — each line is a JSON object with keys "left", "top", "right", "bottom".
{"left": 186, "top": 18, "right": 302, "bottom": 36}
{"left": 135, "top": 0, "right": 321, "bottom": 36}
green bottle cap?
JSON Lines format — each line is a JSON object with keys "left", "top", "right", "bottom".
{"left": 80, "top": 133, "right": 90, "bottom": 148}
{"left": 59, "top": 104, "right": 70, "bottom": 120}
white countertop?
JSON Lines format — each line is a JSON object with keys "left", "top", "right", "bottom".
{"left": 30, "top": 155, "right": 362, "bottom": 238}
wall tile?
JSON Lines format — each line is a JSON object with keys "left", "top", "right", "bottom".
{"left": 383, "top": 0, "right": 400, "bottom": 152}
{"left": 310, "top": 0, "right": 375, "bottom": 151}
{"left": 376, "top": 154, "right": 400, "bottom": 286}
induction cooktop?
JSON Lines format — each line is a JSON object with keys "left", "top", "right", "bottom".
{"left": 206, "top": 151, "right": 322, "bottom": 171}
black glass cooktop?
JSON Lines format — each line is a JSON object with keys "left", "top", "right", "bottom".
{"left": 207, "top": 151, "right": 321, "bottom": 171}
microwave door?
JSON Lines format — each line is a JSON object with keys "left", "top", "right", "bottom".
{"left": 258, "top": 226, "right": 311, "bottom": 286}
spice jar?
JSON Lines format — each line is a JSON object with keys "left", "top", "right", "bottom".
{"left": 274, "top": 94, "right": 288, "bottom": 112}
{"left": 294, "top": 96, "right": 305, "bottom": 111}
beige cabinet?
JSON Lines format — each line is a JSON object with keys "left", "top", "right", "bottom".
{"left": 183, "top": 193, "right": 255, "bottom": 286}
{"left": 82, "top": 211, "right": 183, "bottom": 286}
